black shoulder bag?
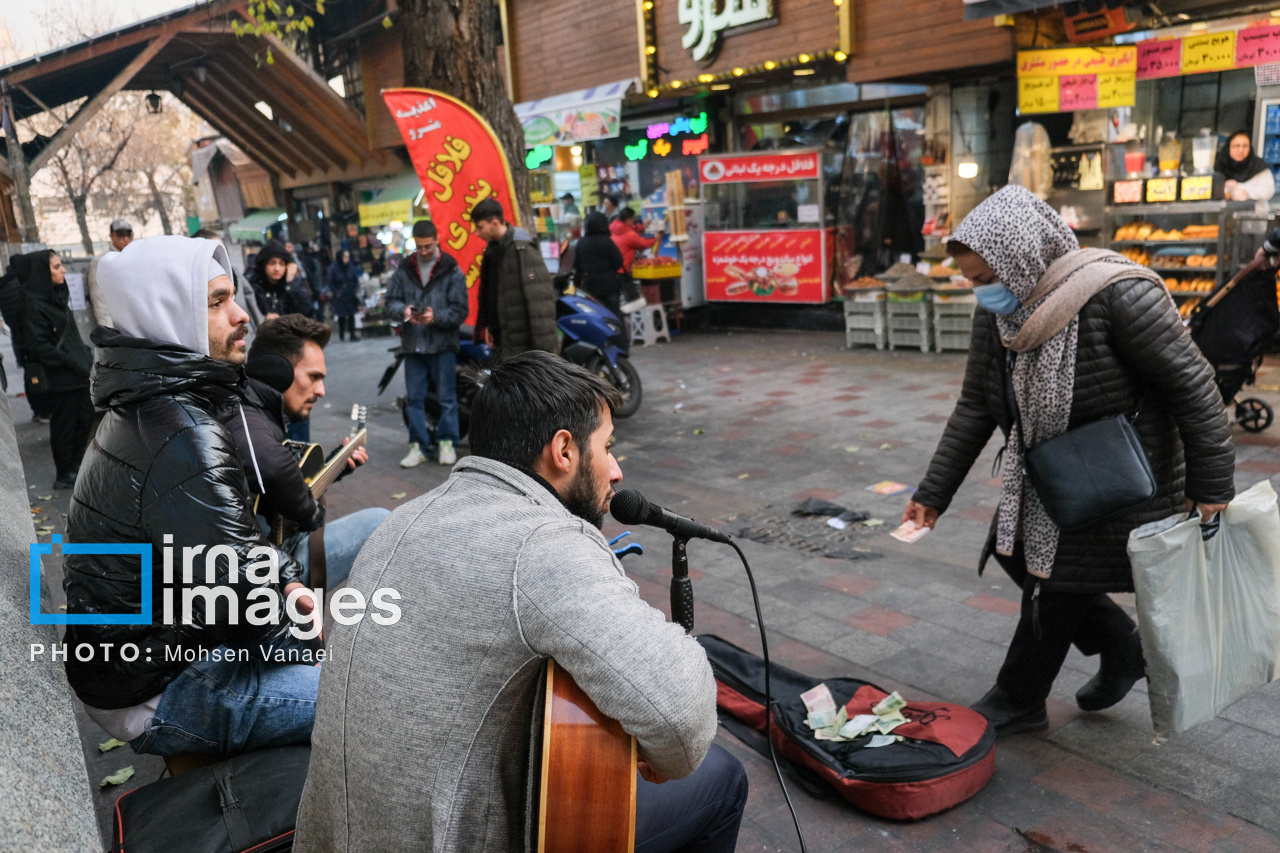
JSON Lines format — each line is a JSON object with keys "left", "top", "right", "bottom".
{"left": 1005, "top": 351, "right": 1156, "bottom": 532}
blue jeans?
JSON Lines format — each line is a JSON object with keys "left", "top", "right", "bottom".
{"left": 130, "top": 640, "right": 320, "bottom": 756}
{"left": 292, "top": 507, "right": 391, "bottom": 589}
{"left": 404, "top": 351, "right": 459, "bottom": 450}
{"left": 634, "top": 744, "right": 748, "bottom": 853}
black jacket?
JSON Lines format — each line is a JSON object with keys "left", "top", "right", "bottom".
{"left": 219, "top": 378, "right": 324, "bottom": 533}
{"left": 21, "top": 251, "right": 92, "bottom": 394}
{"left": 915, "top": 279, "right": 1235, "bottom": 593}
{"left": 249, "top": 270, "right": 314, "bottom": 318}
{"left": 63, "top": 329, "right": 315, "bottom": 709}
{"left": 476, "top": 226, "right": 559, "bottom": 358}
{"left": 573, "top": 213, "right": 626, "bottom": 304}
{"left": 383, "top": 251, "right": 470, "bottom": 354}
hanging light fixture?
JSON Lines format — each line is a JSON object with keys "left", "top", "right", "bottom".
{"left": 957, "top": 158, "right": 979, "bottom": 180}
{"left": 145, "top": 92, "right": 163, "bottom": 114}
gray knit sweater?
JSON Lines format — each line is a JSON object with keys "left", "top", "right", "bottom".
{"left": 293, "top": 456, "right": 717, "bottom": 853}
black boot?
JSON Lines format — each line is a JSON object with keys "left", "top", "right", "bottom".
{"left": 971, "top": 684, "right": 1048, "bottom": 736}
{"left": 1076, "top": 628, "right": 1145, "bottom": 712}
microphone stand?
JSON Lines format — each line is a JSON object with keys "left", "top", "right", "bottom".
{"left": 670, "top": 537, "right": 694, "bottom": 633}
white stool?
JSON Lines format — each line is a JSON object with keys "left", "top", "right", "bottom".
{"left": 629, "top": 304, "right": 671, "bottom": 346}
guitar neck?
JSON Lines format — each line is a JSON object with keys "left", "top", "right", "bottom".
{"left": 309, "top": 429, "right": 367, "bottom": 500}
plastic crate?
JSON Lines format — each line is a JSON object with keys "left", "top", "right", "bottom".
{"left": 934, "top": 316, "right": 973, "bottom": 332}
{"left": 888, "top": 329, "right": 931, "bottom": 352}
{"left": 844, "top": 299, "right": 886, "bottom": 349}
{"left": 888, "top": 315, "right": 928, "bottom": 330}
{"left": 935, "top": 331, "right": 972, "bottom": 352}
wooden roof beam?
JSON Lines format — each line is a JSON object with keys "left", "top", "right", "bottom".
{"left": 225, "top": 32, "right": 382, "bottom": 159}
{"left": 29, "top": 32, "right": 174, "bottom": 174}
{"left": 198, "top": 67, "right": 339, "bottom": 172}
{"left": 212, "top": 52, "right": 364, "bottom": 167}
{"left": 179, "top": 85, "right": 297, "bottom": 179}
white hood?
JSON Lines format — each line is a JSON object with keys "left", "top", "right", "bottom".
{"left": 97, "top": 236, "right": 232, "bottom": 356}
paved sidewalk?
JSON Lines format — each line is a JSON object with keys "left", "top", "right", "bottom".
{"left": 12, "top": 327, "right": 1280, "bottom": 850}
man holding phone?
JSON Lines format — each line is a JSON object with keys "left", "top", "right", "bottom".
{"left": 384, "top": 220, "right": 469, "bottom": 468}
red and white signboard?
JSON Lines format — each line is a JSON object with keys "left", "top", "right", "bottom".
{"left": 699, "top": 152, "right": 820, "bottom": 184}
{"left": 704, "top": 230, "right": 826, "bottom": 303}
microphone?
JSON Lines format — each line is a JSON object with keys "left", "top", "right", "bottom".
{"left": 610, "top": 490, "right": 733, "bottom": 544}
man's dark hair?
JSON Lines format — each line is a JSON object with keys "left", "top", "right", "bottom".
{"left": 193, "top": 228, "right": 221, "bottom": 240}
{"left": 464, "top": 352, "right": 622, "bottom": 469}
{"left": 411, "top": 219, "right": 437, "bottom": 239}
{"left": 471, "top": 199, "right": 504, "bottom": 224}
{"left": 616, "top": 207, "right": 636, "bottom": 223}
{"left": 249, "top": 313, "right": 331, "bottom": 363}
{"left": 604, "top": 194, "right": 619, "bottom": 208}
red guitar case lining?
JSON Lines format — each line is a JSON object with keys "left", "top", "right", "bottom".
{"left": 697, "top": 634, "right": 995, "bottom": 821}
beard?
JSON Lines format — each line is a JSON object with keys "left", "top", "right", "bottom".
{"left": 210, "top": 324, "right": 248, "bottom": 363}
{"left": 562, "top": 450, "right": 609, "bottom": 529}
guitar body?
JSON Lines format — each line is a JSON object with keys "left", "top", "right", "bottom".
{"left": 538, "top": 660, "right": 636, "bottom": 853}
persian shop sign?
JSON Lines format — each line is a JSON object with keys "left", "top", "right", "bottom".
{"left": 698, "top": 152, "right": 820, "bottom": 183}
{"left": 679, "top": 0, "right": 777, "bottom": 62}
{"left": 521, "top": 104, "right": 622, "bottom": 148}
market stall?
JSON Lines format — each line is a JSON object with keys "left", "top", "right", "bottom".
{"left": 698, "top": 149, "right": 831, "bottom": 303}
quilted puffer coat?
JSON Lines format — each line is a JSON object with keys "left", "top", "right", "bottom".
{"left": 915, "top": 282, "right": 1235, "bottom": 594}
{"left": 63, "top": 327, "right": 316, "bottom": 709}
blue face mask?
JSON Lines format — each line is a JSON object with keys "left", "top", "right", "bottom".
{"left": 973, "top": 282, "right": 1020, "bottom": 316}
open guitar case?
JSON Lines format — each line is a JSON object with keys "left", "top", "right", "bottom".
{"left": 697, "top": 634, "right": 995, "bottom": 821}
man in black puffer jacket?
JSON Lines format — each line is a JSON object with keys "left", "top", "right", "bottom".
{"left": 63, "top": 236, "right": 323, "bottom": 758}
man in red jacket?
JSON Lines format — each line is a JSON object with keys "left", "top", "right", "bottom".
{"left": 610, "top": 207, "right": 656, "bottom": 273}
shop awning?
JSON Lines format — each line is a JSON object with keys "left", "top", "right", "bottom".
{"left": 963, "top": 0, "right": 1060, "bottom": 20}
{"left": 227, "top": 209, "right": 285, "bottom": 242}
{"left": 358, "top": 170, "right": 424, "bottom": 228}
{"left": 515, "top": 79, "right": 639, "bottom": 148}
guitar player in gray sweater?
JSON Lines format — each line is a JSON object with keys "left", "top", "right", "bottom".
{"left": 295, "top": 351, "right": 748, "bottom": 853}
{"left": 219, "top": 314, "right": 388, "bottom": 595}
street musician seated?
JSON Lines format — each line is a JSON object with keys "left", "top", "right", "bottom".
{"left": 219, "top": 314, "right": 389, "bottom": 594}
{"left": 293, "top": 352, "right": 748, "bottom": 853}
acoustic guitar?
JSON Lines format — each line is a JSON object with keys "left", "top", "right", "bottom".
{"left": 537, "top": 660, "right": 637, "bottom": 853}
{"left": 256, "top": 404, "right": 368, "bottom": 546}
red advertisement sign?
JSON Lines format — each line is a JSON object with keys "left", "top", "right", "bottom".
{"left": 1237, "top": 25, "right": 1280, "bottom": 67}
{"left": 1058, "top": 75, "right": 1097, "bottom": 111}
{"left": 382, "top": 88, "right": 521, "bottom": 325}
{"left": 704, "top": 230, "right": 826, "bottom": 303}
{"left": 699, "top": 153, "right": 820, "bottom": 184}
{"left": 1136, "top": 40, "right": 1181, "bottom": 79}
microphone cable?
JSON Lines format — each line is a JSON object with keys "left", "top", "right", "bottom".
{"left": 729, "top": 539, "right": 808, "bottom": 853}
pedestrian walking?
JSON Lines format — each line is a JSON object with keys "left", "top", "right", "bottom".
{"left": 574, "top": 211, "right": 627, "bottom": 319}
{"left": 902, "top": 186, "right": 1235, "bottom": 734}
{"left": 85, "top": 218, "right": 133, "bottom": 329}
{"left": 21, "top": 250, "right": 94, "bottom": 489}
{"left": 0, "top": 253, "right": 53, "bottom": 423}
{"left": 384, "top": 220, "right": 469, "bottom": 468}
{"left": 472, "top": 199, "right": 559, "bottom": 359}
{"left": 327, "top": 249, "right": 363, "bottom": 342}
{"left": 249, "top": 239, "right": 314, "bottom": 319}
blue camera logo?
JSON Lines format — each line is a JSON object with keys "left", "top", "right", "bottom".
{"left": 30, "top": 535, "right": 151, "bottom": 626}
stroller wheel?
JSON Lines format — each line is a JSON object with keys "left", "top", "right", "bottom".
{"left": 1236, "top": 398, "right": 1273, "bottom": 433}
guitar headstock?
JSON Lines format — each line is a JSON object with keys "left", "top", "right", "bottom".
{"left": 350, "top": 403, "right": 367, "bottom": 434}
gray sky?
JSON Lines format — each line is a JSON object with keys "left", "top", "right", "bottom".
{"left": 2, "top": 0, "right": 190, "bottom": 59}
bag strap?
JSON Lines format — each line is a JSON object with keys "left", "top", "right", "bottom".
{"left": 214, "top": 765, "right": 257, "bottom": 852}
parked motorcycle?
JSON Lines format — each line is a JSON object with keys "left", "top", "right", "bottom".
{"left": 381, "top": 290, "right": 642, "bottom": 445}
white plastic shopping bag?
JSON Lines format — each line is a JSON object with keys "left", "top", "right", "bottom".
{"left": 1127, "top": 480, "right": 1280, "bottom": 741}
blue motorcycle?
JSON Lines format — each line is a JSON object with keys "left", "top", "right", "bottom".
{"left": 383, "top": 290, "right": 642, "bottom": 442}
{"left": 556, "top": 291, "right": 642, "bottom": 418}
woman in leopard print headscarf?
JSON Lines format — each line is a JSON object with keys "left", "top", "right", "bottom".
{"left": 903, "top": 186, "right": 1234, "bottom": 736}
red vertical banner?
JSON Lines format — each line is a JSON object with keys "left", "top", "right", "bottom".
{"left": 382, "top": 88, "right": 521, "bottom": 325}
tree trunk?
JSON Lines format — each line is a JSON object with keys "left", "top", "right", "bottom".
{"left": 399, "top": 0, "right": 534, "bottom": 228}
{"left": 72, "top": 195, "right": 94, "bottom": 256}
{"left": 146, "top": 170, "right": 173, "bottom": 234}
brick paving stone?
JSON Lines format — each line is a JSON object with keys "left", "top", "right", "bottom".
{"left": 767, "top": 390, "right": 795, "bottom": 397}
{"left": 836, "top": 408, "right": 868, "bottom": 417}
{"left": 792, "top": 487, "right": 840, "bottom": 502}
{"left": 819, "top": 572, "right": 883, "bottom": 597}
{"left": 841, "top": 604, "right": 916, "bottom": 636}
{"left": 917, "top": 413, "right": 949, "bottom": 423}
{"left": 784, "top": 430, "right": 819, "bottom": 443}
{"left": 1114, "top": 789, "right": 1246, "bottom": 853}
{"left": 716, "top": 429, "right": 749, "bottom": 442}
{"left": 1237, "top": 460, "right": 1280, "bottom": 475}
{"left": 927, "top": 392, "right": 956, "bottom": 401}
{"left": 832, "top": 393, "right": 863, "bottom": 402}
{"left": 863, "top": 419, "right": 897, "bottom": 429}
{"left": 714, "top": 389, "right": 740, "bottom": 397}
{"left": 1236, "top": 433, "right": 1280, "bottom": 446}
{"left": 775, "top": 445, "right": 807, "bottom": 456}
{"left": 841, "top": 385, "right": 868, "bottom": 392}
{"left": 1031, "top": 755, "right": 1147, "bottom": 816}
{"left": 965, "top": 594, "right": 1022, "bottom": 617}
{"left": 956, "top": 505, "right": 997, "bottom": 523}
